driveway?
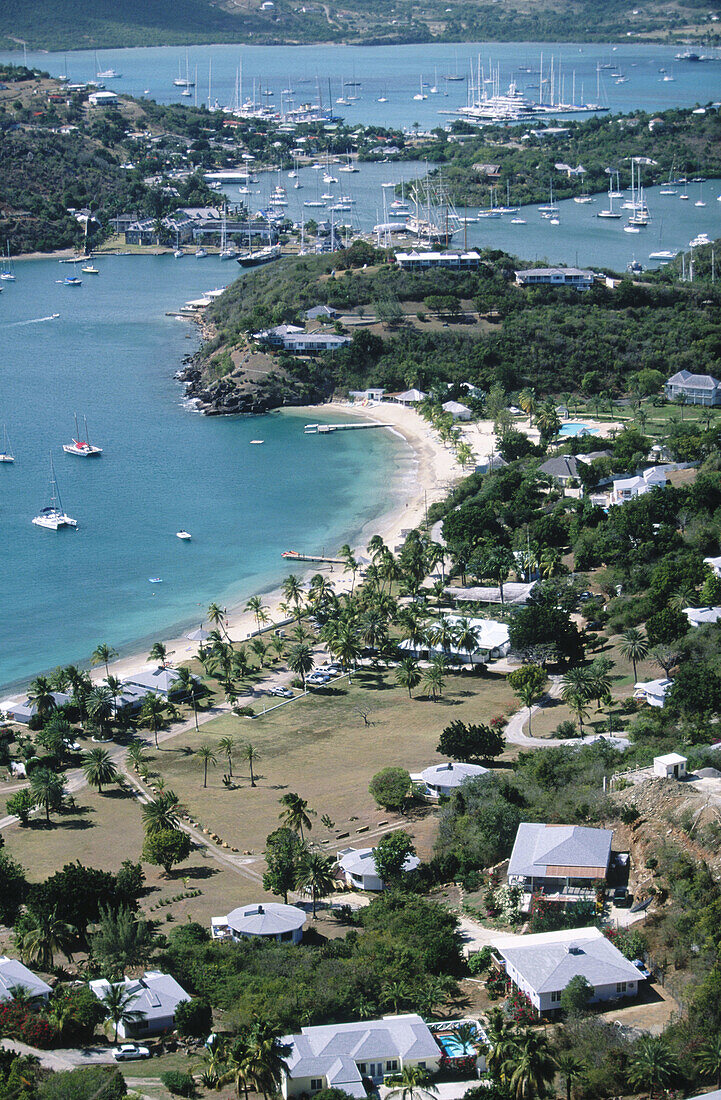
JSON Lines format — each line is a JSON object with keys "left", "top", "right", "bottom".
{"left": 1, "top": 1039, "right": 116, "bottom": 1068}
{"left": 456, "top": 913, "right": 525, "bottom": 954}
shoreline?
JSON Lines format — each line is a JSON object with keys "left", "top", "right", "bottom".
{"left": 0, "top": 401, "right": 477, "bottom": 707}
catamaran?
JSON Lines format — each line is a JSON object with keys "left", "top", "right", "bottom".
{"left": 33, "top": 457, "right": 77, "bottom": 529}
{"left": 63, "top": 414, "right": 103, "bottom": 457}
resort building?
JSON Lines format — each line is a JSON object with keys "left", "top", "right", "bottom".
{"left": 653, "top": 753, "right": 687, "bottom": 779}
{"left": 305, "top": 305, "right": 338, "bottom": 321}
{"left": 507, "top": 823, "right": 613, "bottom": 907}
{"left": 253, "top": 326, "right": 350, "bottom": 353}
{"left": 634, "top": 678, "right": 672, "bottom": 708}
{"left": 336, "top": 846, "right": 420, "bottom": 892}
{"left": 211, "top": 902, "right": 305, "bottom": 944}
{"left": 385, "top": 389, "right": 428, "bottom": 406}
{"left": 88, "top": 90, "right": 119, "bottom": 107}
{"left": 121, "top": 667, "right": 192, "bottom": 699}
{"left": 417, "top": 761, "right": 489, "bottom": 799}
{"left": 0, "top": 957, "right": 52, "bottom": 1004}
{"left": 395, "top": 250, "right": 480, "bottom": 271}
{"left": 89, "top": 972, "right": 190, "bottom": 1039}
{"left": 665, "top": 370, "right": 721, "bottom": 406}
{"left": 349, "top": 388, "right": 386, "bottom": 403}
{"left": 514, "top": 267, "right": 594, "bottom": 290}
{"left": 704, "top": 555, "right": 721, "bottom": 578}
{"left": 493, "top": 927, "right": 640, "bottom": 1014}
{"left": 441, "top": 401, "right": 472, "bottom": 421}
{"left": 445, "top": 581, "right": 536, "bottom": 606}
{"left": 474, "top": 455, "right": 508, "bottom": 475}
{"left": 280, "top": 1013, "right": 441, "bottom": 1098}
{"left": 398, "top": 615, "right": 510, "bottom": 663}
{"left": 6, "top": 692, "right": 72, "bottom": 724}
{"left": 538, "top": 455, "right": 584, "bottom": 485}
{"left": 683, "top": 606, "right": 721, "bottom": 627}
{"left": 610, "top": 466, "right": 668, "bottom": 505}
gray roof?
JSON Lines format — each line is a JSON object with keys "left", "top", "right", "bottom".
{"left": 667, "top": 370, "right": 720, "bottom": 389}
{"left": 0, "top": 956, "right": 52, "bottom": 1002}
{"left": 306, "top": 304, "right": 337, "bottom": 319}
{"left": 283, "top": 1014, "right": 439, "bottom": 1092}
{"left": 225, "top": 902, "right": 305, "bottom": 936}
{"left": 90, "top": 971, "right": 190, "bottom": 1024}
{"left": 508, "top": 823, "right": 613, "bottom": 879}
{"left": 337, "top": 846, "right": 420, "bottom": 880}
{"left": 420, "top": 761, "right": 488, "bottom": 789}
{"left": 498, "top": 927, "right": 641, "bottom": 994}
{"left": 122, "top": 667, "right": 184, "bottom": 695}
{"left": 539, "top": 455, "right": 581, "bottom": 480}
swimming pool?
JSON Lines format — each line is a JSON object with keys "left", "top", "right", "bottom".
{"left": 558, "top": 422, "right": 599, "bottom": 438}
{"left": 437, "top": 1034, "right": 477, "bottom": 1058}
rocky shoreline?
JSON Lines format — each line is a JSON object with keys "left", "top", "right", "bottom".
{"left": 177, "top": 363, "right": 281, "bottom": 416}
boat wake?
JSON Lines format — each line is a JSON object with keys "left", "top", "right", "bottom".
{"left": 3, "top": 314, "right": 60, "bottom": 327}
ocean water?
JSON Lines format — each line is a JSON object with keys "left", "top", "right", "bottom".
{"left": 0, "top": 256, "right": 414, "bottom": 691}
{"left": 3, "top": 40, "right": 721, "bottom": 130}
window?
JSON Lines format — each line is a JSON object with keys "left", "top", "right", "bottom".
{"left": 310, "top": 1080, "right": 323, "bottom": 1091}
{"left": 616, "top": 982, "right": 627, "bottom": 993}
{"left": 550, "top": 991, "right": 561, "bottom": 1004}
{"left": 358, "top": 1065, "right": 366, "bottom": 1075}
{"left": 386, "top": 1061, "right": 399, "bottom": 1072}
{"left": 418, "top": 1063, "right": 426, "bottom": 1070}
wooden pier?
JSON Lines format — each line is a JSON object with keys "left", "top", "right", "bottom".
{"left": 304, "top": 422, "right": 391, "bottom": 434}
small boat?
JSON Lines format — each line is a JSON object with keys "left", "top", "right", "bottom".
{"left": 149, "top": 577, "right": 163, "bottom": 583}
{"left": 33, "top": 456, "right": 77, "bottom": 530}
{"left": 0, "top": 243, "right": 16, "bottom": 281}
{"left": 64, "top": 276, "right": 82, "bottom": 286}
{"left": 195, "top": 248, "right": 208, "bottom": 258}
{"left": 250, "top": 439, "right": 264, "bottom": 444}
{"left": 176, "top": 530, "right": 192, "bottom": 540}
{"left": 624, "top": 225, "right": 641, "bottom": 234}
{"left": 0, "top": 426, "right": 14, "bottom": 463}
{"left": 679, "top": 193, "right": 689, "bottom": 200}
{"left": 510, "top": 217, "right": 526, "bottom": 224}
{"left": 649, "top": 249, "right": 679, "bottom": 260}
{"left": 174, "top": 249, "right": 185, "bottom": 258}
{"left": 82, "top": 263, "right": 99, "bottom": 274}
{"left": 63, "top": 414, "right": 103, "bottom": 457}
{"left": 549, "top": 217, "right": 560, "bottom": 225}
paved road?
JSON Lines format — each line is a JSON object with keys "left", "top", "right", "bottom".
{"left": 504, "top": 676, "right": 630, "bottom": 751}
{"left": 1, "top": 1039, "right": 116, "bottom": 1068}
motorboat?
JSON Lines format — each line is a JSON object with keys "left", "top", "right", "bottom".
{"left": 62, "top": 414, "right": 103, "bottom": 457}
{"left": 64, "top": 276, "right": 82, "bottom": 286}
{"left": 176, "top": 530, "right": 192, "bottom": 540}
{"left": 648, "top": 249, "right": 679, "bottom": 260}
{"left": 33, "top": 457, "right": 77, "bottom": 529}
{"left": 149, "top": 577, "right": 163, "bottom": 583}
{"left": 195, "top": 248, "right": 208, "bottom": 258}
{"left": 82, "top": 263, "right": 99, "bottom": 274}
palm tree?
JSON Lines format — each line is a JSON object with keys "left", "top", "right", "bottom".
{"left": 126, "top": 741, "right": 149, "bottom": 772}
{"left": 241, "top": 742, "right": 260, "bottom": 787}
{"left": 620, "top": 627, "right": 649, "bottom": 681}
{"left": 219, "top": 735, "right": 235, "bottom": 777}
{"left": 516, "top": 680, "right": 545, "bottom": 736}
{"left": 485, "top": 1007, "right": 519, "bottom": 1081}
{"left": 174, "top": 666, "right": 199, "bottom": 731}
{"left": 281, "top": 574, "right": 304, "bottom": 617}
{"left": 29, "top": 767, "right": 66, "bottom": 825}
{"left": 243, "top": 1019, "right": 291, "bottom": 1100}
{"left": 208, "top": 602, "right": 230, "bottom": 640}
{"left": 149, "top": 641, "right": 168, "bottom": 667}
{"left": 385, "top": 1066, "right": 439, "bottom": 1100}
{"left": 288, "top": 642, "right": 314, "bottom": 689}
{"left": 82, "top": 747, "right": 118, "bottom": 794}
{"left": 28, "top": 675, "right": 56, "bottom": 721}
{"left": 396, "top": 656, "right": 422, "bottom": 698}
{"left": 142, "top": 790, "right": 182, "bottom": 835}
{"left": 330, "top": 622, "right": 362, "bottom": 679}
{"left": 279, "top": 792, "right": 315, "bottom": 842}
{"left": 91, "top": 642, "right": 118, "bottom": 680}
{"left": 87, "top": 685, "right": 114, "bottom": 739}
{"left": 381, "top": 980, "right": 412, "bottom": 1015}
{"left": 98, "top": 982, "right": 144, "bottom": 1043}
{"left": 196, "top": 744, "right": 216, "bottom": 788}
{"left": 137, "top": 693, "right": 168, "bottom": 748}
{"left": 422, "top": 661, "right": 445, "bottom": 701}
{"left": 481, "top": 546, "right": 516, "bottom": 605}
{"left": 297, "top": 850, "right": 336, "bottom": 917}
{"left": 503, "top": 1029, "right": 557, "bottom": 1100}
{"left": 627, "top": 1036, "right": 680, "bottom": 1098}
{"left": 245, "top": 595, "right": 269, "bottom": 636}
{"left": 106, "top": 674, "right": 123, "bottom": 720}
{"left": 697, "top": 1034, "right": 721, "bottom": 1089}
{"left": 18, "top": 908, "right": 76, "bottom": 970}
{"left": 519, "top": 387, "right": 538, "bottom": 427}
{"left": 454, "top": 618, "right": 480, "bottom": 667}
{"left": 555, "top": 1052, "right": 585, "bottom": 1100}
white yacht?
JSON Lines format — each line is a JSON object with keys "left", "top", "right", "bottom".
{"left": 33, "top": 457, "right": 77, "bottom": 530}
{"left": 62, "top": 414, "right": 102, "bottom": 457}
{"left": 176, "top": 530, "right": 192, "bottom": 540}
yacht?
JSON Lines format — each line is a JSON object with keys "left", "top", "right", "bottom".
{"left": 597, "top": 188, "right": 621, "bottom": 218}
{"left": 82, "top": 262, "right": 99, "bottom": 274}
{"left": 689, "top": 233, "right": 710, "bottom": 248}
{"left": 63, "top": 414, "right": 103, "bottom": 457}
{"left": 33, "top": 457, "right": 77, "bottom": 530}
{"left": 648, "top": 249, "right": 679, "bottom": 260}
{"left": 0, "top": 426, "right": 14, "bottom": 463}
{"left": 176, "top": 530, "right": 192, "bottom": 540}
{"left": 64, "top": 276, "right": 82, "bottom": 286}
{"left": 236, "top": 243, "right": 282, "bottom": 267}
{"left": 1, "top": 243, "right": 16, "bottom": 280}
{"left": 195, "top": 248, "right": 209, "bottom": 258}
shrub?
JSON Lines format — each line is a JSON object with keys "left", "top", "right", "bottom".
{"left": 553, "top": 720, "right": 579, "bottom": 739}
{"left": 175, "top": 997, "right": 212, "bottom": 1039}
{"left": 369, "top": 767, "right": 412, "bottom": 812}
{"left": 160, "top": 1071, "right": 195, "bottom": 1097}
{"left": 39, "top": 1066, "right": 126, "bottom": 1100}
{"left": 507, "top": 989, "right": 536, "bottom": 1023}
{"left": 468, "top": 946, "right": 494, "bottom": 975}
{"left": 620, "top": 806, "right": 640, "bottom": 825}
{"left": 0, "top": 1002, "right": 55, "bottom": 1048}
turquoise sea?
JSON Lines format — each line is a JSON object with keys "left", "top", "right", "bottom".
{"left": 0, "top": 256, "right": 414, "bottom": 692}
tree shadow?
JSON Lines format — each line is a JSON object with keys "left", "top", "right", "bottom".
{"left": 103, "top": 787, "right": 135, "bottom": 800}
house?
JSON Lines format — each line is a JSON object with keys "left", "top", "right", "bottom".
{"left": 253, "top": 326, "right": 350, "bottom": 353}
{"left": 395, "top": 250, "right": 480, "bottom": 271}
{"left": 446, "top": 581, "right": 536, "bottom": 606}
{"left": 121, "top": 667, "right": 189, "bottom": 699}
{"left": 665, "top": 370, "right": 721, "bottom": 406}
{"left": 515, "top": 267, "right": 594, "bottom": 290}
{"left": 89, "top": 971, "right": 190, "bottom": 1038}
{"left": 507, "top": 823, "right": 613, "bottom": 905}
{"left": 684, "top": 606, "right": 721, "bottom": 627}
{"left": 306, "top": 305, "right": 338, "bottom": 321}
{"left": 124, "top": 218, "right": 159, "bottom": 246}
{"left": 386, "top": 389, "right": 428, "bottom": 406}
{"left": 398, "top": 615, "right": 510, "bottom": 663}
{"left": 704, "top": 555, "right": 721, "bottom": 578}
{"left": 0, "top": 957, "right": 52, "bottom": 1003}
{"left": 419, "top": 761, "right": 489, "bottom": 798}
{"left": 610, "top": 466, "right": 668, "bottom": 505}
{"left": 634, "top": 677, "right": 672, "bottom": 708}
{"left": 494, "top": 927, "right": 640, "bottom": 1014}
{"left": 653, "top": 753, "right": 687, "bottom": 779}
{"left": 441, "top": 401, "right": 472, "bottom": 421}
{"left": 349, "top": 388, "right": 385, "bottom": 403}
{"left": 7, "top": 692, "right": 72, "bottom": 724}
{"left": 336, "top": 846, "right": 420, "bottom": 892}
{"left": 88, "top": 90, "right": 119, "bottom": 107}
{"left": 539, "top": 455, "right": 583, "bottom": 485}
{"left": 280, "top": 1013, "right": 441, "bottom": 1098}
{"left": 475, "top": 455, "right": 508, "bottom": 475}
{"left": 211, "top": 902, "right": 305, "bottom": 944}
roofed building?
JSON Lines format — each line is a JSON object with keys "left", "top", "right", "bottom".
{"left": 507, "top": 823, "right": 613, "bottom": 907}
{"left": 515, "top": 267, "right": 594, "bottom": 290}
{"left": 419, "top": 761, "right": 489, "bottom": 798}
{"left": 665, "top": 370, "right": 721, "bottom": 406}
{"left": 211, "top": 902, "right": 306, "bottom": 944}
{"left": 89, "top": 971, "right": 190, "bottom": 1038}
{"left": 336, "top": 847, "right": 420, "bottom": 892}
{"left": 395, "top": 250, "right": 480, "bottom": 271}
{"left": 0, "top": 957, "right": 52, "bottom": 1003}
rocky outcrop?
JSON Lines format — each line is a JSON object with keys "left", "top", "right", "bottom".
{"left": 177, "top": 365, "right": 280, "bottom": 415}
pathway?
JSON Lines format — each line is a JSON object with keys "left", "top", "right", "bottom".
{"left": 504, "top": 676, "right": 630, "bottom": 751}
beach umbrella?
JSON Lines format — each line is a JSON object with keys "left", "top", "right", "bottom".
{"left": 186, "top": 624, "right": 211, "bottom": 641}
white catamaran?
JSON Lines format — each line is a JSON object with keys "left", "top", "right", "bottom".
{"left": 62, "top": 414, "right": 103, "bottom": 457}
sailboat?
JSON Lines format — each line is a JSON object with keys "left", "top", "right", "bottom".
{"left": 695, "top": 183, "right": 706, "bottom": 208}
{"left": 430, "top": 67, "right": 439, "bottom": 94}
{"left": 413, "top": 75, "right": 427, "bottom": 101}
{"left": 597, "top": 183, "right": 621, "bottom": 218}
{"left": 32, "top": 456, "right": 77, "bottom": 529}
{"left": 219, "top": 208, "right": 238, "bottom": 260}
{"left": 0, "top": 426, "right": 14, "bottom": 463}
{"left": 537, "top": 180, "right": 558, "bottom": 214}
{"left": 0, "top": 243, "right": 16, "bottom": 280}
{"left": 62, "top": 414, "right": 103, "bottom": 457}
{"left": 95, "top": 51, "right": 121, "bottom": 79}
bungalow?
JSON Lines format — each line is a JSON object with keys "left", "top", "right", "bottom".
{"left": 7, "top": 692, "right": 72, "bottom": 725}
{"left": 283, "top": 333, "right": 350, "bottom": 354}
{"left": 336, "top": 846, "right": 420, "bottom": 892}
{"left": 539, "top": 455, "right": 583, "bottom": 485}
{"left": 494, "top": 927, "right": 640, "bottom": 1014}
{"left": 211, "top": 902, "right": 305, "bottom": 944}
{"left": 399, "top": 615, "right": 510, "bottom": 663}
{"left": 507, "top": 823, "right": 613, "bottom": 905}
{"left": 88, "top": 90, "right": 119, "bottom": 107}
{"left": 445, "top": 581, "right": 536, "bottom": 606}
{"left": 0, "top": 957, "right": 52, "bottom": 1003}
{"left": 475, "top": 455, "right": 508, "bottom": 475}
{"left": 395, "top": 250, "right": 480, "bottom": 271}
{"left": 386, "top": 389, "right": 428, "bottom": 406}
{"left": 441, "top": 401, "right": 472, "bottom": 421}
{"left": 419, "top": 761, "right": 488, "bottom": 798}
{"left": 704, "top": 555, "right": 721, "bottom": 578}
{"left": 89, "top": 971, "right": 190, "bottom": 1038}
{"left": 515, "top": 267, "right": 594, "bottom": 290}
{"left": 280, "top": 1013, "right": 441, "bottom": 1098}
{"left": 665, "top": 370, "right": 721, "bottom": 407}
{"left": 610, "top": 466, "right": 668, "bottom": 505}
{"left": 306, "top": 305, "right": 338, "bottom": 321}
{"left": 653, "top": 753, "right": 687, "bottom": 779}
{"left": 349, "top": 388, "right": 385, "bottom": 403}
{"left": 684, "top": 606, "right": 721, "bottom": 627}
{"left": 634, "top": 677, "right": 672, "bottom": 708}
{"left": 121, "top": 667, "right": 190, "bottom": 699}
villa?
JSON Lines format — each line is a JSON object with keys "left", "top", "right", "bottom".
{"left": 684, "top": 606, "right": 721, "bottom": 627}
{"left": 634, "top": 678, "right": 672, "bottom": 708}
{"left": 0, "top": 957, "right": 52, "bottom": 1004}
{"left": 704, "top": 555, "right": 721, "bottom": 578}
{"left": 417, "top": 761, "right": 489, "bottom": 799}
{"left": 121, "top": 667, "right": 191, "bottom": 699}
{"left": 665, "top": 370, "right": 721, "bottom": 406}
{"left": 336, "top": 846, "right": 420, "bottom": 892}
{"left": 493, "top": 927, "right": 640, "bottom": 1014}
{"left": 395, "top": 250, "right": 480, "bottom": 271}
{"left": 6, "top": 692, "right": 72, "bottom": 724}
{"left": 538, "top": 455, "right": 584, "bottom": 486}
{"left": 514, "top": 267, "right": 594, "bottom": 290}
{"left": 441, "top": 401, "right": 472, "bottom": 421}
{"left": 507, "top": 823, "right": 613, "bottom": 908}
{"left": 399, "top": 615, "right": 510, "bottom": 663}
{"left": 610, "top": 466, "right": 668, "bottom": 505}
{"left": 280, "top": 1013, "right": 441, "bottom": 1098}
{"left": 386, "top": 389, "right": 428, "bottom": 406}
{"left": 89, "top": 971, "right": 190, "bottom": 1039}
{"left": 211, "top": 902, "right": 305, "bottom": 945}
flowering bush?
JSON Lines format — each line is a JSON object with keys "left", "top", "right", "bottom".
{"left": 490, "top": 715, "right": 506, "bottom": 730}
{"left": 507, "top": 990, "right": 537, "bottom": 1024}
{"left": 438, "top": 1053, "right": 478, "bottom": 1079}
{"left": 492, "top": 884, "right": 523, "bottom": 925}
{"left": 0, "top": 1002, "right": 56, "bottom": 1048}
{"left": 485, "top": 975, "right": 508, "bottom": 1001}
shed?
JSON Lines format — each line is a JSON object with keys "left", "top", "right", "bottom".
{"left": 653, "top": 753, "right": 686, "bottom": 779}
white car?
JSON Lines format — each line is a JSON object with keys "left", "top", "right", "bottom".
{"left": 112, "top": 1044, "right": 151, "bottom": 1061}
{"left": 307, "top": 672, "right": 331, "bottom": 685}
{"left": 267, "top": 686, "right": 294, "bottom": 698}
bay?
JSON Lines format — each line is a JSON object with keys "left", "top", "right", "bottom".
{"left": 0, "top": 256, "right": 414, "bottom": 692}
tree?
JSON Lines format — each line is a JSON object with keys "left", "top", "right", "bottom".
{"left": 29, "top": 767, "right": 66, "bottom": 825}
{"left": 219, "top": 735, "right": 235, "bottom": 777}
{"left": 0, "top": 850, "right": 26, "bottom": 924}
{"left": 480, "top": 546, "right": 516, "bottom": 605}
{"left": 207, "top": 601, "right": 230, "bottom": 640}
{"left": 28, "top": 675, "right": 56, "bottom": 721}
{"left": 508, "top": 666, "right": 548, "bottom": 737}
{"left": 98, "top": 981, "right": 144, "bottom": 1043}
{"left": 554, "top": 1053, "right": 585, "bottom": 1100}
{"left": 91, "top": 643, "right": 118, "bottom": 680}
{"left": 279, "top": 793, "right": 315, "bottom": 842}
{"left": 185, "top": 737, "right": 213, "bottom": 787}
{"left": 422, "top": 660, "right": 445, "bottom": 701}
{"left": 396, "top": 656, "right": 422, "bottom": 698}
{"left": 149, "top": 641, "right": 168, "bottom": 667}
{"left": 91, "top": 904, "right": 155, "bottom": 970}
{"left": 126, "top": 741, "right": 149, "bottom": 772}
{"left": 174, "top": 666, "right": 200, "bottom": 731}
{"left": 241, "top": 742, "right": 260, "bottom": 787}
{"left": 627, "top": 1036, "right": 680, "bottom": 1097}
{"left": 502, "top": 1028, "right": 557, "bottom": 1100}
{"left": 245, "top": 595, "right": 270, "bottom": 635}
{"left": 242, "top": 1018, "right": 291, "bottom": 1099}
{"left": 560, "top": 975, "right": 593, "bottom": 1016}
{"left": 373, "top": 830, "right": 416, "bottom": 887}
{"left": 612, "top": 427, "right": 650, "bottom": 470}
{"left": 619, "top": 627, "right": 649, "bottom": 680}
{"left": 297, "top": 851, "right": 336, "bottom": 918}
{"left": 288, "top": 642, "right": 314, "bottom": 689}
{"left": 142, "top": 791, "right": 182, "bottom": 835}
{"left": 437, "top": 720, "right": 504, "bottom": 764}
{"left": 385, "top": 1066, "right": 438, "bottom": 1100}
{"left": 87, "top": 685, "right": 114, "bottom": 739}
{"left": 7, "top": 788, "right": 36, "bottom": 826}
{"left": 263, "top": 827, "right": 305, "bottom": 903}
{"left": 18, "top": 908, "right": 76, "bottom": 970}
{"left": 369, "top": 767, "right": 412, "bottom": 812}
{"left": 81, "top": 748, "right": 118, "bottom": 794}
{"left": 175, "top": 997, "right": 213, "bottom": 1040}
{"left": 646, "top": 606, "right": 689, "bottom": 646}
{"left": 137, "top": 693, "right": 168, "bottom": 748}
{"left": 142, "top": 828, "right": 192, "bottom": 876}
{"left": 697, "top": 1034, "right": 721, "bottom": 1089}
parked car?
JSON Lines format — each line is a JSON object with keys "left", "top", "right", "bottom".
{"left": 112, "top": 1045, "right": 151, "bottom": 1061}
{"left": 267, "top": 686, "right": 293, "bottom": 698}
{"left": 613, "top": 887, "right": 632, "bottom": 908}
{"left": 632, "top": 959, "right": 651, "bottom": 980}
{"left": 307, "top": 672, "right": 331, "bottom": 685}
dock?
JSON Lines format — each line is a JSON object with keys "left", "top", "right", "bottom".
{"left": 282, "top": 550, "right": 345, "bottom": 564}
{"left": 304, "top": 422, "right": 391, "bottom": 434}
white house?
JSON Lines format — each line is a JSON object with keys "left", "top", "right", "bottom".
{"left": 386, "top": 389, "right": 427, "bottom": 406}
{"left": 88, "top": 90, "right": 119, "bottom": 107}
{"left": 89, "top": 971, "right": 190, "bottom": 1038}
{"left": 280, "top": 1013, "right": 441, "bottom": 1098}
{"left": 514, "top": 267, "right": 594, "bottom": 290}
{"left": 441, "top": 401, "right": 472, "bottom": 421}
{"left": 211, "top": 902, "right": 305, "bottom": 944}
{"left": 684, "top": 606, "right": 721, "bottom": 627}
{"left": 653, "top": 753, "right": 687, "bottom": 779}
{"left": 0, "top": 957, "right": 52, "bottom": 1003}
{"left": 399, "top": 615, "right": 510, "bottom": 663}
{"left": 495, "top": 927, "right": 640, "bottom": 1014}
{"left": 336, "top": 846, "right": 420, "bottom": 892}
{"left": 419, "top": 761, "right": 489, "bottom": 798}
{"left": 634, "top": 677, "right": 672, "bottom": 708}
{"left": 121, "top": 667, "right": 192, "bottom": 699}
{"left": 665, "top": 370, "right": 721, "bottom": 406}
{"left": 704, "top": 555, "right": 721, "bottom": 578}
{"left": 610, "top": 466, "right": 668, "bottom": 505}
{"left": 507, "top": 823, "right": 613, "bottom": 904}
{"left": 395, "top": 250, "right": 480, "bottom": 271}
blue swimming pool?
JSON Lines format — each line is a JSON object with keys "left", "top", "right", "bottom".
{"left": 558, "top": 422, "right": 599, "bottom": 438}
{"left": 438, "top": 1034, "right": 477, "bottom": 1058}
